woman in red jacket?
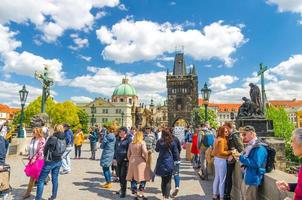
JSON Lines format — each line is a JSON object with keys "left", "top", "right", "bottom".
{"left": 276, "top": 128, "right": 302, "bottom": 200}
{"left": 191, "top": 130, "right": 200, "bottom": 169}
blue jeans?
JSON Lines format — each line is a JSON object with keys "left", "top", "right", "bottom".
{"left": 4, "top": 140, "right": 9, "bottom": 154}
{"left": 131, "top": 180, "right": 146, "bottom": 191}
{"left": 173, "top": 163, "right": 180, "bottom": 188}
{"left": 103, "top": 166, "right": 111, "bottom": 183}
{"left": 36, "top": 161, "right": 62, "bottom": 200}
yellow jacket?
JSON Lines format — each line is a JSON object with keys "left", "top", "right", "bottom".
{"left": 74, "top": 131, "right": 85, "bottom": 146}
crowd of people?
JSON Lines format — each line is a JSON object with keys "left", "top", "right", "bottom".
{"left": 1, "top": 119, "right": 302, "bottom": 200}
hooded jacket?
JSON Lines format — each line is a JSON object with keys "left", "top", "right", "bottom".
{"left": 44, "top": 132, "right": 66, "bottom": 162}
{"left": 0, "top": 136, "right": 6, "bottom": 165}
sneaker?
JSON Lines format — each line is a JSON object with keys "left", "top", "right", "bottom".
{"left": 171, "top": 187, "right": 179, "bottom": 198}
{"left": 60, "top": 170, "right": 70, "bottom": 175}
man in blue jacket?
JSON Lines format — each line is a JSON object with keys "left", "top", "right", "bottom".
{"left": 234, "top": 125, "right": 267, "bottom": 200}
{"left": 61, "top": 124, "right": 73, "bottom": 174}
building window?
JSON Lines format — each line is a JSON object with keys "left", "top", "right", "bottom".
{"left": 224, "top": 108, "right": 228, "bottom": 112}
{"left": 102, "top": 118, "right": 108, "bottom": 123}
{"left": 129, "top": 98, "right": 132, "bottom": 104}
{"left": 102, "top": 109, "right": 108, "bottom": 114}
{"left": 116, "top": 109, "right": 122, "bottom": 114}
{"left": 120, "top": 98, "right": 124, "bottom": 102}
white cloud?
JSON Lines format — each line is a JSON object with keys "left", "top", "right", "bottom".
{"left": 0, "top": 0, "right": 120, "bottom": 42}
{"left": 68, "top": 34, "right": 89, "bottom": 50}
{"left": 79, "top": 55, "right": 92, "bottom": 62}
{"left": 71, "top": 96, "right": 93, "bottom": 103}
{"left": 267, "top": 0, "right": 302, "bottom": 13}
{"left": 209, "top": 54, "right": 302, "bottom": 103}
{"left": 95, "top": 11, "right": 107, "bottom": 20}
{"left": 170, "top": 2, "right": 176, "bottom": 6}
{"left": 0, "top": 81, "right": 42, "bottom": 107}
{"left": 96, "top": 19, "right": 246, "bottom": 67}
{"left": 209, "top": 75, "right": 239, "bottom": 91}
{"left": 118, "top": 4, "right": 128, "bottom": 11}
{"left": 155, "top": 62, "right": 165, "bottom": 68}
{"left": 0, "top": 24, "right": 64, "bottom": 82}
{"left": 69, "top": 67, "right": 166, "bottom": 104}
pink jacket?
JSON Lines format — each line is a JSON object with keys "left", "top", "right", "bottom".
{"left": 29, "top": 138, "right": 46, "bottom": 161}
{"left": 294, "top": 165, "right": 302, "bottom": 200}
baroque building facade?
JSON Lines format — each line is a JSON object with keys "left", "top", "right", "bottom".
{"left": 166, "top": 52, "right": 198, "bottom": 127}
{"left": 77, "top": 78, "right": 168, "bottom": 128}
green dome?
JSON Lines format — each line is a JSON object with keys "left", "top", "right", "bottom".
{"left": 113, "top": 78, "right": 137, "bottom": 96}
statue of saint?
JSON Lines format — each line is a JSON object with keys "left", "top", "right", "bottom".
{"left": 35, "top": 65, "right": 54, "bottom": 113}
{"left": 135, "top": 108, "right": 143, "bottom": 127}
{"left": 249, "top": 83, "right": 262, "bottom": 110}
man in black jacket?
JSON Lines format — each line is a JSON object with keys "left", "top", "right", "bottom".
{"left": 171, "top": 130, "right": 181, "bottom": 198}
{"left": 224, "top": 122, "right": 244, "bottom": 200}
{"left": 114, "top": 127, "right": 132, "bottom": 198}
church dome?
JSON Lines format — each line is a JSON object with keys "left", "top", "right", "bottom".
{"left": 113, "top": 78, "right": 137, "bottom": 96}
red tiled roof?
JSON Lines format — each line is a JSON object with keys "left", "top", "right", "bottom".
{"left": 198, "top": 98, "right": 302, "bottom": 113}
{"left": 0, "top": 104, "right": 19, "bottom": 119}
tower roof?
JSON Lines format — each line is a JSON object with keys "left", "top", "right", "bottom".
{"left": 112, "top": 78, "right": 137, "bottom": 96}
{"left": 173, "top": 52, "right": 186, "bottom": 76}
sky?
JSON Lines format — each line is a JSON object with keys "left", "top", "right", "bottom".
{"left": 1, "top": 0, "right": 302, "bottom": 107}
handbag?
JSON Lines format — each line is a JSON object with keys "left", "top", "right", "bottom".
{"left": 24, "top": 159, "right": 44, "bottom": 180}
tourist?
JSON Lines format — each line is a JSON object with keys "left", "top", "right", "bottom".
{"left": 0, "top": 134, "right": 6, "bottom": 169}
{"left": 212, "top": 126, "right": 232, "bottom": 200}
{"left": 114, "top": 127, "right": 132, "bottom": 198}
{"left": 171, "top": 129, "right": 182, "bottom": 198}
{"left": 35, "top": 124, "right": 66, "bottom": 200}
{"left": 88, "top": 127, "right": 98, "bottom": 160}
{"left": 73, "top": 128, "right": 84, "bottom": 159}
{"left": 191, "top": 127, "right": 200, "bottom": 169}
{"left": 184, "top": 126, "right": 193, "bottom": 161}
{"left": 154, "top": 128, "right": 179, "bottom": 200}
{"left": 234, "top": 125, "right": 268, "bottom": 200}
{"left": 23, "top": 128, "right": 46, "bottom": 199}
{"left": 100, "top": 125, "right": 116, "bottom": 189}
{"left": 0, "top": 120, "right": 10, "bottom": 153}
{"left": 144, "top": 126, "right": 156, "bottom": 168}
{"left": 223, "top": 122, "right": 244, "bottom": 200}
{"left": 61, "top": 124, "right": 73, "bottom": 174}
{"left": 126, "top": 131, "right": 151, "bottom": 200}
{"left": 276, "top": 128, "right": 302, "bottom": 200}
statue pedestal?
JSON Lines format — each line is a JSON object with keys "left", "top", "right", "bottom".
{"left": 236, "top": 118, "right": 274, "bottom": 137}
{"left": 8, "top": 137, "right": 30, "bottom": 156}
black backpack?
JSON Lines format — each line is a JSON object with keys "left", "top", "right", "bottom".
{"left": 263, "top": 145, "right": 276, "bottom": 173}
{"left": 255, "top": 140, "right": 276, "bottom": 173}
{"left": 47, "top": 137, "right": 66, "bottom": 161}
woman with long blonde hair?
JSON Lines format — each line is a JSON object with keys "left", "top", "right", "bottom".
{"left": 23, "top": 127, "right": 46, "bottom": 199}
{"left": 126, "top": 131, "right": 150, "bottom": 200}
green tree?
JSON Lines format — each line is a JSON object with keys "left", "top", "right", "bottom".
{"left": 192, "top": 106, "right": 219, "bottom": 129}
{"left": 77, "top": 109, "right": 89, "bottom": 134}
{"left": 265, "top": 105, "right": 297, "bottom": 162}
{"left": 49, "top": 101, "right": 80, "bottom": 131}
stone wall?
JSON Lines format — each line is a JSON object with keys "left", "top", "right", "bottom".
{"left": 231, "top": 162, "right": 297, "bottom": 200}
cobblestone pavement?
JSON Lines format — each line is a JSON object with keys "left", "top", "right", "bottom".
{"left": 6, "top": 143, "right": 212, "bottom": 200}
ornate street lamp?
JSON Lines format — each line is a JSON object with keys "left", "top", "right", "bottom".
{"left": 90, "top": 104, "right": 96, "bottom": 126}
{"left": 121, "top": 111, "right": 125, "bottom": 127}
{"left": 201, "top": 82, "right": 211, "bottom": 122}
{"left": 18, "top": 85, "right": 29, "bottom": 138}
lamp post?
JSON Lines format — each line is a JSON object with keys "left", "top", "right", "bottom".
{"left": 18, "top": 85, "right": 29, "bottom": 138}
{"left": 121, "top": 111, "right": 125, "bottom": 127}
{"left": 201, "top": 82, "right": 211, "bottom": 122}
{"left": 90, "top": 104, "right": 96, "bottom": 127}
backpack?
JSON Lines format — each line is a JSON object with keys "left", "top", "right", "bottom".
{"left": 254, "top": 140, "right": 276, "bottom": 173}
{"left": 47, "top": 137, "right": 66, "bottom": 161}
{"left": 202, "top": 130, "right": 215, "bottom": 148}
{"left": 263, "top": 145, "right": 276, "bottom": 173}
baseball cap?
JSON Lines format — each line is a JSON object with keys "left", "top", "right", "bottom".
{"left": 242, "top": 125, "right": 255, "bottom": 132}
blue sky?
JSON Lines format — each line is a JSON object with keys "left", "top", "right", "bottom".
{"left": 1, "top": 0, "right": 302, "bottom": 107}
